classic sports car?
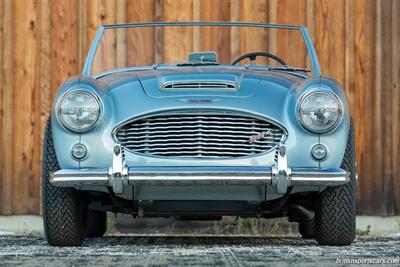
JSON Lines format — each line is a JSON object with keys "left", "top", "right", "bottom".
{"left": 42, "top": 22, "right": 356, "bottom": 246}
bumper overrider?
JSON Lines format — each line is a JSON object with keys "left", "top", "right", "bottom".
{"left": 50, "top": 142, "right": 349, "bottom": 194}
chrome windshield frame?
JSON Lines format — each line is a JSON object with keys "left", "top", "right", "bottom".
{"left": 82, "top": 22, "right": 321, "bottom": 77}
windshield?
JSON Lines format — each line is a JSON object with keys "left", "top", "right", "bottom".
{"left": 85, "top": 22, "right": 319, "bottom": 76}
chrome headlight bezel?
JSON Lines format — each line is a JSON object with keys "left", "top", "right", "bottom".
{"left": 297, "top": 90, "right": 343, "bottom": 133}
{"left": 57, "top": 90, "right": 102, "bottom": 133}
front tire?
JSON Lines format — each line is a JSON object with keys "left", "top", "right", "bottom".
{"left": 315, "top": 119, "right": 356, "bottom": 246}
{"left": 42, "top": 118, "right": 86, "bottom": 246}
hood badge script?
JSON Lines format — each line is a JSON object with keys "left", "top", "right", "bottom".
{"left": 180, "top": 98, "right": 221, "bottom": 104}
{"left": 249, "top": 130, "right": 272, "bottom": 144}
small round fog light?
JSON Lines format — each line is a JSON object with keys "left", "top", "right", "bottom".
{"left": 311, "top": 144, "right": 327, "bottom": 160}
{"left": 71, "top": 143, "right": 87, "bottom": 160}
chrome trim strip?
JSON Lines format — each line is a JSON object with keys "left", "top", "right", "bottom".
{"left": 291, "top": 167, "right": 349, "bottom": 186}
{"left": 51, "top": 169, "right": 109, "bottom": 187}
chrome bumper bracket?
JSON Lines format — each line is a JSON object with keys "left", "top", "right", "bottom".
{"left": 108, "top": 143, "right": 128, "bottom": 194}
{"left": 271, "top": 142, "right": 292, "bottom": 194}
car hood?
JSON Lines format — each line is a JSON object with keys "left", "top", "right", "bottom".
{"left": 97, "top": 68, "right": 302, "bottom": 99}
{"left": 94, "top": 68, "right": 305, "bottom": 133}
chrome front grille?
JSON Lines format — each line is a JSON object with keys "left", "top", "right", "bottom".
{"left": 115, "top": 111, "right": 286, "bottom": 158}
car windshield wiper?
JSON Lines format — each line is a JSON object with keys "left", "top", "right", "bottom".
{"left": 176, "top": 62, "right": 219, "bottom": 67}
{"left": 267, "top": 66, "right": 310, "bottom": 72}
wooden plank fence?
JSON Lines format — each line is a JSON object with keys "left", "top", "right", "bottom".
{"left": 0, "top": 0, "right": 399, "bottom": 215}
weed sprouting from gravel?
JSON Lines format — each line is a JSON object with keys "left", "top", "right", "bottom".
{"left": 356, "top": 224, "right": 371, "bottom": 236}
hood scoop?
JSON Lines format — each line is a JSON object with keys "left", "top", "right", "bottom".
{"left": 138, "top": 71, "right": 260, "bottom": 99}
{"left": 161, "top": 81, "right": 238, "bottom": 90}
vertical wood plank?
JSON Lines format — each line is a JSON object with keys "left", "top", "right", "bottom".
{"left": 162, "top": 0, "right": 193, "bottom": 63}
{"left": 305, "top": 0, "right": 316, "bottom": 43}
{"left": 305, "top": 0, "right": 315, "bottom": 70}
{"left": 381, "top": 0, "right": 394, "bottom": 215}
{"left": 353, "top": 0, "right": 384, "bottom": 214}
{"left": 372, "top": 3, "right": 384, "bottom": 214}
{"left": 199, "top": 0, "right": 231, "bottom": 63}
{"left": 51, "top": 0, "right": 79, "bottom": 98}
{"left": 40, "top": 0, "right": 51, "bottom": 135}
{"left": 87, "top": 0, "right": 118, "bottom": 74}
{"left": 0, "top": 0, "right": 3, "bottom": 211}
{"left": 39, "top": 0, "right": 51, "bottom": 215}
{"left": 275, "top": 0, "right": 307, "bottom": 68}
{"left": 12, "top": 0, "right": 42, "bottom": 214}
{"left": 127, "top": 0, "right": 155, "bottom": 67}
{"left": 344, "top": 0, "right": 355, "bottom": 112}
{"left": 154, "top": 0, "right": 164, "bottom": 63}
{"left": 268, "top": 0, "right": 278, "bottom": 57}
{"left": 1, "top": 0, "right": 14, "bottom": 214}
{"left": 115, "top": 0, "right": 127, "bottom": 69}
{"left": 390, "top": 0, "right": 400, "bottom": 214}
{"left": 230, "top": 0, "right": 240, "bottom": 60}
{"left": 193, "top": 0, "right": 201, "bottom": 52}
{"left": 0, "top": 0, "right": 4, "bottom": 213}
{"left": 239, "top": 0, "right": 268, "bottom": 64}
{"left": 78, "top": 0, "right": 88, "bottom": 71}
{"left": 315, "top": 0, "right": 345, "bottom": 82}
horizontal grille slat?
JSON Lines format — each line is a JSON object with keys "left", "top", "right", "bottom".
{"left": 116, "top": 133, "right": 282, "bottom": 141}
{"left": 119, "top": 128, "right": 278, "bottom": 138}
{"left": 122, "top": 124, "right": 270, "bottom": 132}
{"left": 129, "top": 141, "right": 274, "bottom": 149}
{"left": 119, "top": 139, "right": 281, "bottom": 146}
{"left": 129, "top": 117, "right": 269, "bottom": 123}
{"left": 115, "top": 111, "right": 286, "bottom": 159}
{"left": 135, "top": 147, "right": 266, "bottom": 153}
{"left": 143, "top": 115, "right": 254, "bottom": 122}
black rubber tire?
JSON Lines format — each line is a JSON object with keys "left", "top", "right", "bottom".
{"left": 315, "top": 119, "right": 356, "bottom": 246}
{"left": 41, "top": 118, "right": 86, "bottom": 246}
{"left": 298, "top": 219, "right": 315, "bottom": 239}
{"left": 86, "top": 210, "right": 107, "bottom": 237}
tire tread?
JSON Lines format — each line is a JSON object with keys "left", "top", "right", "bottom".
{"left": 315, "top": 119, "right": 356, "bottom": 246}
{"left": 42, "top": 118, "right": 85, "bottom": 246}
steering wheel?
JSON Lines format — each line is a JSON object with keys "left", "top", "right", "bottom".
{"left": 231, "top": 52, "right": 287, "bottom": 66}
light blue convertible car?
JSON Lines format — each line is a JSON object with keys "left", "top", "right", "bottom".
{"left": 42, "top": 22, "right": 356, "bottom": 246}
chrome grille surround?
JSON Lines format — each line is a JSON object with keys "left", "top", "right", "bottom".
{"left": 113, "top": 110, "right": 287, "bottom": 159}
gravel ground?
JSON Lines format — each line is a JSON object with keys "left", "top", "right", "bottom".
{"left": 0, "top": 234, "right": 399, "bottom": 266}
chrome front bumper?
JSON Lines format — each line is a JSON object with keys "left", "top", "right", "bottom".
{"left": 50, "top": 142, "right": 350, "bottom": 194}
{"left": 51, "top": 166, "right": 348, "bottom": 185}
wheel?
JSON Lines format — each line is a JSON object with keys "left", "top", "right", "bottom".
{"left": 298, "top": 219, "right": 315, "bottom": 239}
{"left": 86, "top": 210, "right": 107, "bottom": 237}
{"left": 41, "top": 118, "right": 86, "bottom": 246}
{"left": 315, "top": 119, "right": 356, "bottom": 246}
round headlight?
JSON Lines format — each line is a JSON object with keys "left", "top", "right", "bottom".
{"left": 58, "top": 91, "right": 100, "bottom": 132}
{"left": 299, "top": 91, "right": 342, "bottom": 133}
